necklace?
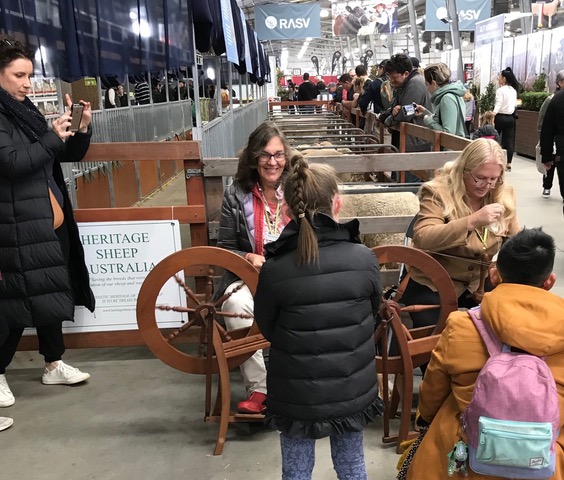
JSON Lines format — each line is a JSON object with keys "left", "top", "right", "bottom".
{"left": 474, "top": 227, "right": 488, "bottom": 251}
{"left": 258, "top": 186, "right": 281, "bottom": 236}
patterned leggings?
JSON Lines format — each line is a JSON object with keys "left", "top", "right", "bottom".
{"left": 280, "top": 431, "right": 367, "bottom": 480}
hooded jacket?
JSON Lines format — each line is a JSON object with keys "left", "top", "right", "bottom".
{"left": 254, "top": 214, "right": 383, "bottom": 438}
{"left": 424, "top": 81, "right": 467, "bottom": 137}
{"left": 407, "top": 284, "right": 564, "bottom": 479}
{"left": 0, "top": 103, "right": 95, "bottom": 328}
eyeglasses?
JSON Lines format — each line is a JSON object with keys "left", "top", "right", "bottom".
{"left": 258, "top": 151, "right": 285, "bottom": 163}
{"left": 467, "top": 172, "right": 503, "bottom": 188}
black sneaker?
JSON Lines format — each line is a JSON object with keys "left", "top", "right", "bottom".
{"left": 542, "top": 189, "right": 551, "bottom": 197}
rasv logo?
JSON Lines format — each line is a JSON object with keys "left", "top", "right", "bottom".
{"left": 458, "top": 9, "right": 481, "bottom": 21}
{"left": 264, "top": 16, "right": 311, "bottom": 29}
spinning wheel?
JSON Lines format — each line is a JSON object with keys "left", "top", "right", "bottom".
{"left": 372, "top": 244, "right": 458, "bottom": 335}
{"left": 371, "top": 245, "right": 457, "bottom": 453}
{"left": 136, "top": 246, "right": 268, "bottom": 455}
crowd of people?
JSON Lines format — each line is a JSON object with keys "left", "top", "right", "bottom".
{"left": 3, "top": 34, "right": 564, "bottom": 480}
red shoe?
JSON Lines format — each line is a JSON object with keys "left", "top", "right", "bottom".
{"left": 237, "top": 392, "right": 267, "bottom": 414}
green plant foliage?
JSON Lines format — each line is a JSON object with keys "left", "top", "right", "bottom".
{"left": 277, "top": 86, "right": 289, "bottom": 100}
{"left": 520, "top": 91, "right": 551, "bottom": 111}
{"left": 531, "top": 72, "right": 548, "bottom": 92}
{"left": 478, "top": 82, "right": 496, "bottom": 114}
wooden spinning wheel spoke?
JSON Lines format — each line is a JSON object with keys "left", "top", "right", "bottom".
{"left": 393, "top": 269, "right": 413, "bottom": 303}
{"left": 173, "top": 273, "right": 203, "bottom": 306}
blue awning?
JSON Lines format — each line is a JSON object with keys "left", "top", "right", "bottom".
{"left": 0, "top": 0, "right": 194, "bottom": 82}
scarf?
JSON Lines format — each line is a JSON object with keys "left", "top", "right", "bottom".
{"left": 0, "top": 86, "right": 49, "bottom": 141}
{"left": 251, "top": 184, "right": 289, "bottom": 256}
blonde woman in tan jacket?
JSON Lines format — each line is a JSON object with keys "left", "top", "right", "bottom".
{"left": 401, "top": 139, "right": 520, "bottom": 328}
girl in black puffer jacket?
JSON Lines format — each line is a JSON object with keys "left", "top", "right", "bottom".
{"left": 255, "top": 156, "right": 383, "bottom": 480}
{"left": 471, "top": 111, "right": 500, "bottom": 143}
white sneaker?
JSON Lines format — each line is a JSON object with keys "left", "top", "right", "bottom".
{"left": 42, "top": 361, "right": 90, "bottom": 385}
{"left": 0, "top": 375, "right": 15, "bottom": 407}
{"left": 0, "top": 417, "right": 13, "bottom": 431}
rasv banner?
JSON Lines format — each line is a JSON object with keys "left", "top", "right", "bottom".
{"left": 220, "top": 0, "right": 239, "bottom": 65}
{"left": 255, "top": 3, "right": 321, "bottom": 40}
{"left": 425, "top": 0, "right": 492, "bottom": 31}
{"left": 474, "top": 14, "right": 505, "bottom": 47}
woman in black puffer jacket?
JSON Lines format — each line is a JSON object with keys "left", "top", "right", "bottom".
{"left": 255, "top": 157, "right": 383, "bottom": 480}
{"left": 0, "top": 38, "right": 94, "bottom": 408}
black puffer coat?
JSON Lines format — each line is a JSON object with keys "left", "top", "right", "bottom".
{"left": 255, "top": 214, "right": 383, "bottom": 438}
{"left": 215, "top": 183, "right": 254, "bottom": 298}
{"left": 0, "top": 104, "right": 95, "bottom": 329}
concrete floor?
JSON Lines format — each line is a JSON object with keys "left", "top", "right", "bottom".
{"left": 3, "top": 154, "right": 563, "bottom": 479}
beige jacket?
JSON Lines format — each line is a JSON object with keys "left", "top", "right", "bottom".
{"left": 411, "top": 183, "right": 520, "bottom": 297}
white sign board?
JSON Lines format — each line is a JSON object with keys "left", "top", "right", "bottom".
{"left": 68, "top": 220, "right": 186, "bottom": 333}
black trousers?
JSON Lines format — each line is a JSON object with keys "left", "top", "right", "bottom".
{"left": 0, "top": 325, "right": 65, "bottom": 373}
{"left": 494, "top": 113, "right": 516, "bottom": 164}
{"left": 401, "top": 278, "right": 479, "bottom": 328}
{"left": 543, "top": 156, "right": 564, "bottom": 198}
{"left": 0, "top": 221, "right": 69, "bottom": 373}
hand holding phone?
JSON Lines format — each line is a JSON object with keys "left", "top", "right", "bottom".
{"left": 68, "top": 103, "right": 84, "bottom": 132}
{"left": 402, "top": 103, "right": 417, "bottom": 116}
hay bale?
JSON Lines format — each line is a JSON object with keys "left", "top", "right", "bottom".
{"left": 340, "top": 192, "right": 419, "bottom": 247}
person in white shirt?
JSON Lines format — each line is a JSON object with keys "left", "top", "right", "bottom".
{"left": 493, "top": 67, "right": 519, "bottom": 171}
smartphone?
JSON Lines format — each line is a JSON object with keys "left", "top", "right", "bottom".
{"left": 402, "top": 103, "right": 417, "bottom": 116}
{"left": 68, "top": 104, "right": 84, "bottom": 132}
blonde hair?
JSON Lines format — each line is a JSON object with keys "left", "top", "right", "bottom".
{"left": 463, "top": 90, "right": 473, "bottom": 102}
{"left": 424, "top": 63, "right": 452, "bottom": 87}
{"left": 423, "top": 139, "right": 515, "bottom": 230}
{"left": 480, "top": 111, "right": 495, "bottom": 127}
{"left": 353, "top": 76, "right": 367, "bottom": 93}
{"left": 284, "top": 156, "right": 340, "bottom": 265}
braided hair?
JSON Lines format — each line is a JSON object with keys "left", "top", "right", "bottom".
{"left": 284, "top": 154, "right": 340, "bottom": 265}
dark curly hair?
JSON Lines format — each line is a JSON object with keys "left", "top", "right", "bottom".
{"left": 0, "top": 37, "right": 34, "bottom": 71}
{"left": 385, "top": 54, "right": 413, "bottom": 75}
{"left": 234, "top": 121, "right": 293, "bottom": 192}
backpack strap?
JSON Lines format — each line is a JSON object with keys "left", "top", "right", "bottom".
{"left": 467, "top": 307, "right": 504, "bottom": 356}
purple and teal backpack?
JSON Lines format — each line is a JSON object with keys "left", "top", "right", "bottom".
{"left": 462, "top": 306, "right": 560, "bottom": 479}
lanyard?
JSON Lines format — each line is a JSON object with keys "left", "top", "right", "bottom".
{"left": 264, "top": 200, "right": 281, "bottom": 236}
{"left": 259, "top": 187, "right": 281, "bottom": 236}
{"left": 475, "top": 227, "right": 488, "bottom": 251}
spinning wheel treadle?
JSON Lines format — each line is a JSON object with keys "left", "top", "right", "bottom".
{"left": 136, "top": 246, "right": 267, "bottom": 455}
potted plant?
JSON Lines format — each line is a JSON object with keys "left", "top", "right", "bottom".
{"left": 515, "top": 72, "right": 550, "bottom": 158}
{"left": 476, "top": 82, "right": 496, "bottom": 114}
